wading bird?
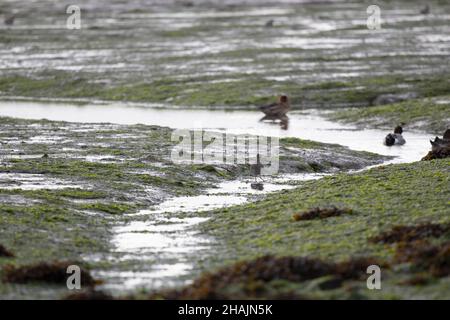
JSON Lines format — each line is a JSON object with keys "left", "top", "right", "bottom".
{"left": 250, "top": 154, "right": 264, "bottom": 191}
{"left": 420, "top": 5, "right": 430, "bottom": 15}
{"left": 259, "top": 95, "right": 290, "bottom": 130}
{"left": 4, "top": 14, "right": 15, "bottom": 26}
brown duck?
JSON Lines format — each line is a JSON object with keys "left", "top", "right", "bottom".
{"left": 259, "top": 95, "right": 290, "bottom": 129}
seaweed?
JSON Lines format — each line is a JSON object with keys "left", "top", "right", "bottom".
{"left": 422, "top": 147, "right": 450, "bottom": 161}
{"left": 0, "top": 244, "right": 14, "bottom": 258}
{"left": 2, "top": 261, "right": 96, "bottom": 286}
{"left": 64, "top": 290, "right": 113, "bottom": 300}
{"left": 149, "top": 255, "right": 383, "bottom": 299}
{"left": 395, "top": 241, "right": 450, "bottom": 278}
{"left": 369, "top": 223, "right": 450, "bottom": 244}
{"left": 293, "top": 207, "right": 353, "bottom": 221}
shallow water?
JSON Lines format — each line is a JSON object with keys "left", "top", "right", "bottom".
{"left": 0, "top": 172, "right": 82, "bottom": 190}
{"left": 106, "top": 215, "right": 211, "bottom": 290}
{"left": 0, "top": 101, "right": 432, "bottom": 163}
{"left": 0, "top": 100, "right": 435, "bottom": 292}
{"left": 2, "top": 0, "right": 449, "bottom": 92}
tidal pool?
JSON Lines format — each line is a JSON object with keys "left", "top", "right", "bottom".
{"left": 0, "top": 172, "right": 82, "bottom": 190}
{"left": 0, "top": 100, "right": 432, "bottom": 163}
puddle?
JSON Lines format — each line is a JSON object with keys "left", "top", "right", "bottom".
{"left": 1, "top": 154, "right": 45, "bottom": 160}
{"left": 0, "top": 173, "right": 82, "bottom": 190}
{"left": 95, "top": 263, "right": 194, "bottom": 291}
{"left": 138, "top": 195, "right": 247, "bottom": 215}
{"left": 104, "top": 214, "right": 211, "bottom": 291}
{"left": 26, "top": 135, "right": 63, "bottom": 144}
{"left": 84, "top": 155, "right": 119, "bottom": 163}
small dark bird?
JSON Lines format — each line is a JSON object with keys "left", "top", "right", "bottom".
{"left": 181, "top": 1, "right": 194, "bottom": 7}
{"left": 265, "top": 19, "right": 274, "bottom": 28}
{"left": 420, "top": 5, "right": 430, "bottom": 15}
{"left": 259, "top": 95, "right": 290, "bottom": 130}
{"left": 384, "top": 125, "right": 406, "bottom": 146}
{"left": 4, "top": 14, "right": 15, "bottom": 26}
{"left": 250, "top": 154, "right": 264, "bottom": 191}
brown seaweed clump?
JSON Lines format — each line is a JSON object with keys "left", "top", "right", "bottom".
{"left": 400, "top": 274, "right": 431, "bottom": 286}
{"left": 421, "top": 147, "right": 450, "bottom": 160}
{"left": 149, "top": 255, "right": 382, "bottom": 300}
{"left": 65, "top": 289, "right": 114, "bottom": 300}
{"left": 2, "top": 261, "right": 96, "bottom": 286}
{"left": 0, "top": 244, "right": 14, "bottom": 258}
{"left": 395, "top": 241, "right": 450, "bottom": 277}
{"left": 369, "top": 223, "right": 450, "bottom": 244}
{"left": 293, "top": 207, "right": 353, "bottom": 221}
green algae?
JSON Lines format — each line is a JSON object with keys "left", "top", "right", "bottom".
{"left": 329, "top": 97, "right": 450, "bottom": 134}
{"left": 78, "top": 202, "right": 137, "bottom": 215}
{"left": 198, "top": 159, "right": 450, "bottom": 298}
{"left": 2, "top": 70, "right": 449, "bottom": 112}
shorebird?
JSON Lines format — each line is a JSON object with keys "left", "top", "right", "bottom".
{"left": 4, "top": 14, "right": 15, "bottom": 26}
{"left": 259, "top": 95, "right": 290, "bottom": 130}
{"left": 250, "top": 154, "right": 264, "bottom": 191}
{"left": 265, "top": 19, "right": 274, "bottom": 28}
{"left": 420, "top": 5, "right": 430, "bottom": 15}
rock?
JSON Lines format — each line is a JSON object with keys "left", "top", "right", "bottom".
{"left": 421, "top": 146, "right": 450, "bottom": 161}
{"left": 0, "top": 244, "right": 14, "bottom": 257}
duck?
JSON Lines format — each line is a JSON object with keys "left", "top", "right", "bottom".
{"left": 384, "top": 125, "right": 406, "bottom": 146}
{"left": 259, "top": 95, "right": 290, "bottom": 125}
{"left": 430, "top": 129, "right": 450, "bottom": 151}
